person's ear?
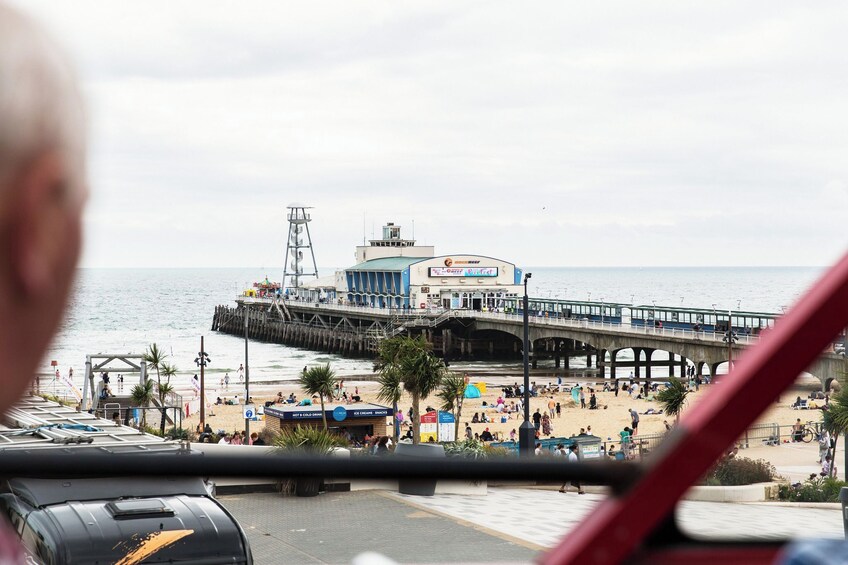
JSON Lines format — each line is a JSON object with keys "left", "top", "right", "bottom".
{"left": 8, "top": 151, "right": 79, "bottom": 298}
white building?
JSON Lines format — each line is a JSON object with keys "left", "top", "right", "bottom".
{"left": 343, "top": 224, "right": 523, "bottom": 310}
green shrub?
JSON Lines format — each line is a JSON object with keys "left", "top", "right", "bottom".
{"left": 444, "top": 439, "right": 489, "bottom": 459}
{"left": 165, "top": 427, "right": 193, "bottom": 441}
{"left": 702, "top": 457, "right": 775, "bottom": 486}
{"left": 780, "top": 476, "right": 848, "bottom": 502}
{"left": 273, "top": 425, "right": 348, "bottom": 455}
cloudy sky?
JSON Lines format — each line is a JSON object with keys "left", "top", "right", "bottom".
{"left": 14, "top": 1, "right": 848, "bottom": 269}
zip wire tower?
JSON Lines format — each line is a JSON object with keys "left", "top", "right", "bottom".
{"left": 284, "top": 204, "right": 319, "bottom": 293}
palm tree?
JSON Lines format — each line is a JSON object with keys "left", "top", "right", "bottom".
{"left": 157, "top": 362, "right": 178, "bottom": 434}
{"left": 299, "top": 364, "right": 337, "bottom": 430}
{"left": 142, "top": 343, "right": 167, "bottom": 387}
{"left": 438, "top": 372, "right": 466, "bottom": 439}
{"left": 130, "top": 380, "right": 155, "bottom": 430}
{"left": 822, "top": 385, "right": 848, "bottom": 477}
{"left": 656, "top": 376, "right": 689, "bottom": 422}
{"left": 376, "top": 364, "right": 402, "bottom": 441}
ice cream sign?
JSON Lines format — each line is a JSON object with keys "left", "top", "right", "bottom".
{"left": 429, "top": 267, "right": 498, "bottom": 277}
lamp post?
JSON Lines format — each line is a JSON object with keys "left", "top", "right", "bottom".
{"left": 723, "top": 308, "right": 738, "bottom": 377}
{"left": 244, "top": 304, "right": 251, "bottom": 438}
{"left": 194, "top": 337, "right": 211, "bottom": 430}
{"left": 519, "top": 273, "right": 535, "bottom": 456}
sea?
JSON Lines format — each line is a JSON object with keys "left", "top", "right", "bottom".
{"left": 44, "top": 266, "right": 824, "bottom": 393}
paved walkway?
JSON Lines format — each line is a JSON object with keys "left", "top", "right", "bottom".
{"left": 220, "top": 491, "right": 537, "bottom": 564}
{"left": 391, "top": 486, "right": 844, "bottom": 548}
{"left": 220, "top": 485, "right": 844, "bottom": 564}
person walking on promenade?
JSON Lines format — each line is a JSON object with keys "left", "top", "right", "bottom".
{"left": 0, "top": 8, "right": 88, "bottom": 540}
{"left": 559, "top": 444, "right": 585, "bottom": 494}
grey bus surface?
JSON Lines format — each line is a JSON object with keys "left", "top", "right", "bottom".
{"left": 0, "top": 476, "right": 252, "bottom": 564}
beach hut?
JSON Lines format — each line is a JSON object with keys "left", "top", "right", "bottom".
{"left": 464, "top": 384, "right": 481, "bottom": 399}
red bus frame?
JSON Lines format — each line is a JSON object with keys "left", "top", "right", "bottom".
{"left": 544, "top": 251, "right": 848, "bottom": 565}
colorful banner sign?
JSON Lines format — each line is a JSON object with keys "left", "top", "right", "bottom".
{"left": 428, "top": 267, "right": 498, "bottom": 278}
{"left": 420, "top": 411, "right": 456, "bottom": 442}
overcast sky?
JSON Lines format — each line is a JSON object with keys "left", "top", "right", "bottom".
{"left": 14, "top": 1, "right": 848, "bottom": 269}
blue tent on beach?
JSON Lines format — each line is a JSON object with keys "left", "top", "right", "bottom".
{"left": 464, "top": 384, "right": 481, "bottom": 399}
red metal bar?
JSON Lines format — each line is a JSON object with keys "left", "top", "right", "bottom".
{"left": 542, "top": 251, "right": 848, "bottom": 565}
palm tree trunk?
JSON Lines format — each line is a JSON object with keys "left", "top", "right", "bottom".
{"left": 412, "top": 391, "right": 420, "bottom": 445}
{"left": 320, "top": 394, "right": 327, "bottom": 430}
{"left": 454, "top": 397, "right": 463, "bottom": 439}
{"left": 392, "top": 400, "right": 399, "bottom": 441}
{"left": 159, "top": 392, "right": 167, "bottom": 435}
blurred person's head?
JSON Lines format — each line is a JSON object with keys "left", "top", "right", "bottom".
{"left": 0, "top": 2, "right": 87, "bottom": 414}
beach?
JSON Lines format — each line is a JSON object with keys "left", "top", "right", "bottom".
{"left": 186, "top": 373, "right": 825, "bottom": 454}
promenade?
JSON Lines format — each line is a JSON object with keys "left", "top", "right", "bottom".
{"left": 221, "top": 484, "right": 843, "bottom": 564}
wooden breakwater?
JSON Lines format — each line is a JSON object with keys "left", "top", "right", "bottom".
{"left": 212, "top": 305, "right": 377, "bottom": 357}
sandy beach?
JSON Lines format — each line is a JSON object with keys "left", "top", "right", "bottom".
{"left": 186, "top": 373, "right": 826, "bottom": 453}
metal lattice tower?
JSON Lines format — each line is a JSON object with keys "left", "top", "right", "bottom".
{"left": 284, "top": 204, "right": 319, "bottom": 292}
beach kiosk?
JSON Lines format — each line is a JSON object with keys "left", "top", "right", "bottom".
{"left": 264, "top": 403, "right": 392, "bottom": 441}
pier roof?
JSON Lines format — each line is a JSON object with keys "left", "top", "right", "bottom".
{"left": 347, "top": 257, "right": 426, "bottom": 272}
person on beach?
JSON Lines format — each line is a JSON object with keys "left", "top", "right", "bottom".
{"left": 547, "top": 397, "right": 556, "bottom": 417}
{"left": 629, "top": 408, "right": 640, "bottom": 436}
{"left": 532, "top": 409, "right": 542, "bottom": 431}
{"left": 465, "top": 424, "right": 473, "bottom": 440}
{"left": 556, "top": 402, "right": 561, "bottom": 418}
{"left": 579, "top": 388, "right": 586, "bottom": 409}
{"left": 542, "top": 413, "right": 552, "bottom": 436}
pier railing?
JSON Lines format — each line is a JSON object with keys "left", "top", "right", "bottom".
{"left": 245, "top": 297, "right": 760, "bottom": 346}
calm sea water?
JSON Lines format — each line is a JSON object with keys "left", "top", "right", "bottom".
{"left": 45, "top": 266, "right": 824, "bottom": 390}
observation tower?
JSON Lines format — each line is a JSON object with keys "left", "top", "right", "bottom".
{"left": 284, "top": 204, "right": 319, "bottom": 292}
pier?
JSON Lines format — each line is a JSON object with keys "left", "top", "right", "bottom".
{"left": 212, "top": 298, "right": 846, "bottom": 389}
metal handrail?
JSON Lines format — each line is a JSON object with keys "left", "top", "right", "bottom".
{"left": 0, "top": 450, "right": 640, "bottom": 493}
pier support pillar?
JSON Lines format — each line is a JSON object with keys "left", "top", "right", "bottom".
{"left": 633, "top": 348, "right": 641, "bottom": 379}
{"left": 610, "top": 349, "right": 618, "bottom": 380}
{"left": 644, "top": 348, "right": 654, "bottom": 384}
{"left": 668, "top": 353, "right": 676, "bottom": 377}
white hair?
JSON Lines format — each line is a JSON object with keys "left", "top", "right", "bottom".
{"left": 0, "top": 2, "right": 86, "bottom": 198}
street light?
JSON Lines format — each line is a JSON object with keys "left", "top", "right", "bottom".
{"left": 723, "top": 308, "right": 738, "bottom": 377}
{"left": 519, "top": 272, "right": 535, "bottom": 457}
{"left": 194, "top": 337, "right": 211, "bottom": 430}
{"left": 244, "top": 305, "right": 251, "bottom": 438}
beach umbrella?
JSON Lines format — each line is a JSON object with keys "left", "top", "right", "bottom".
{"left": 464, "top": 384, "right": 481, "bottom": 399}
